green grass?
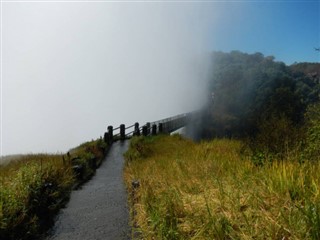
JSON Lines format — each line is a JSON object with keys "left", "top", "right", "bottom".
{"left": 0, "top": 137, "right": 108, "bottom": 240}
{"left": 124, "top": 135, "right": 320, "bottom": 239}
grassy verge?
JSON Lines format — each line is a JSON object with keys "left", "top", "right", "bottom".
{"left": 124, "top": 135, "right": 320, "bottom": 239}
{"left": 0, "top": 138, "right": 108, "bottom": 240}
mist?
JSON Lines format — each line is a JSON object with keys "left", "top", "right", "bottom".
{"left": 1, "top": 3, "right": 226, "bottom": 156}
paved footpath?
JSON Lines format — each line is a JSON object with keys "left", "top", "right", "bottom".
{"left": 46, "top": 141, "right": 130, "bottom": 240}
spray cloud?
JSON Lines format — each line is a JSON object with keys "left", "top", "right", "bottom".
{"left": 1, "top": 2, "right": 228, "bottom": 155}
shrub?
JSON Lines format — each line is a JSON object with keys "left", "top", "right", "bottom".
{"left": 0, "top": 137, "right": 109, "bottom": 240}
{"left": 124, "top": 136, "right": 154, "bottom": 161}
{"left": 303, "top": 103, "right": 320, "bottom": 161}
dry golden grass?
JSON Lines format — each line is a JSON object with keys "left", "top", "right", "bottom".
{"left": 0, "top": 154, "right": 74, "bottom": 239}
{"left": 124, "top": 135, "right": 320, "bottom": 239}
{"left": 0, "top": 138, "right": 108, "bottom": 240}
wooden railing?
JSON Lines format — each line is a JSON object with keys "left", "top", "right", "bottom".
{"left": 104, "top": 111, "right": 200, "bottom": 144}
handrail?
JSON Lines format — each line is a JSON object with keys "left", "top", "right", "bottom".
{"left": 113, "top": 126, "right": 120, "bottom": 131}
{"left": 125, "top": 124, "right": 135, "bottom": 130}
{"left": 125, "top": 130, "right": 135, "bottom": 136}
{"left": 105, "top": 110, "right": 200, "bottom": 143}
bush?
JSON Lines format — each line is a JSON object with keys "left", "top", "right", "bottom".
{"left": 0, "top": 157, "right": 74, "bottom": 240}
{"left": 247, "top": 113, "right": 304, "bottom": 162}
{"left": 0, "top": 137, "right": 109, "bottom": 240}
{"left": 303, "top": 103, "right": 320, "bottom": 161}
{"left": 124, "top": 136, "right": 154, "bottom": 161}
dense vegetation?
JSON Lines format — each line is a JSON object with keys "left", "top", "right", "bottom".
{"left": 124, "top": 135, "right": 320, "bottom": 239}
{"left": 0, "top": 138, "right": 108, "bottom": 240}
{"left": 124, "top": 51, "right": 320, "bottom": 239}
{"left": 200, "top": 51, "right": 320, "bottom": 158}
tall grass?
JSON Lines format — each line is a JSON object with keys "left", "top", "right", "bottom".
{"left": 0, "top": 138, "right": 108, "bottom": 240}
{"left": 124, "top": 135, "right": 320, "bottom": 239}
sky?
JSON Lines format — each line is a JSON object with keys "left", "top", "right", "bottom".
{"left": 0, "top": 1, "right": 319, "bottom": 156}
{"left": 208, "top": 1, "right": 320, "bottom": 64}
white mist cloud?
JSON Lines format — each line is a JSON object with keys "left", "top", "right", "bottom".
{"left": 1, "top": 2, "right": 225, "bottom": 155}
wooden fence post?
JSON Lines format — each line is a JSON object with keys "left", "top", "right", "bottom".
{"left": 120, "top": 124, "right": 125, "bottom": 141}
{"left": 158, "top": 123, "right": 163, "bottom": 133}
{"left": 152, "top": 124, "right": 157, "bottom": 135}
{"left": 108, "top": 126, "right": 113, "bottom": 143}
{"left": 142, "top": 126, "right": 148, "bottom": 136}
{"left": 134, "top": 122, "right": 140, "bottom": 136}
{"left": 104, "top": 132, "right": 110, "bottom": 144}
{"left": 146, "top": 122, "right": 151, "bottom": 135}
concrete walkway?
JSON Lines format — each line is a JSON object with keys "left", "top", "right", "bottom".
{"left": 46, "top": 141, "right": 130, "bottom": 240}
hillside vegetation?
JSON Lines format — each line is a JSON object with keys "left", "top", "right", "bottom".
{"left": 124, "top": 51, "right": 320, "bottom": 239}
{"left": 124, "top": 135, "right": 320, "bottom": 239}
{"left": 0, "top": 138, "right": 108, "bottom": 240}
{"left": 201, "top": 51, "right": 320, "bottom": 141}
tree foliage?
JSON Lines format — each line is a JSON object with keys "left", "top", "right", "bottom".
{"left": 199, "top": 51, "right": 320, "bottom": 156}
{"left": 303, "top": 103, "right": 320, "bottom": 161}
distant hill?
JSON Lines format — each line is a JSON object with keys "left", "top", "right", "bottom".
{"left": 199, "top": 51, "right": 320, "bottom": 138}
{"left": 290, "top": 62, "right": 320, "bottom": 81}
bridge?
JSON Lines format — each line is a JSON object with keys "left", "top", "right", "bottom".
{"left": 104, "top": 110, "right": 201, "bottom": 143}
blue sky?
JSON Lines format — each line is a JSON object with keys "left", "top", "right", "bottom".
{"left": 208, "top": 1, "right": 320, "bottom": 64}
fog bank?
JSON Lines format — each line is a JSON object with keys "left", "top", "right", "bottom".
{"left": 1, "top": 3, "right": 223, "bottom": 155}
